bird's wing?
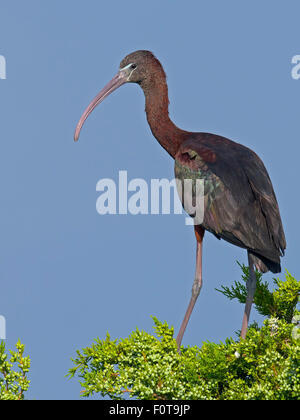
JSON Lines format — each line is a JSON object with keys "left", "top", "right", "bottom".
{"left": 175, "top": 135, "right": 286, "bottom": 265}
{"left": 242, "top": 151, "right": 286, "bottom": 255}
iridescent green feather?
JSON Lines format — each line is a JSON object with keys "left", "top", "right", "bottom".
{"left": 174, "top": 159, "right": 224, "bottom": 216}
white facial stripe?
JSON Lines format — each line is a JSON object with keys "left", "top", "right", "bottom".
{"left": 119, "top": 63, "right": 133, "bottom": 71}
{"left": 119, "top": 63, "right": 137, "bottom": 80}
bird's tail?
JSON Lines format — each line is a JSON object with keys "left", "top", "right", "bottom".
{"left": 249, "top": 250, "right": 281, "bottom": 274}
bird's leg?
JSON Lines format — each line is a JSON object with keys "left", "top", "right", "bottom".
{"left": 240, "top": 252, "right": 256, "bottom": 339}
{"left": 176, "top": 226, "right": 205, "bottom": 351}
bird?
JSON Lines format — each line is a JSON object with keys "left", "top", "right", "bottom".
{"left": 74, "top": 50, "right": 286, "bottom": 349}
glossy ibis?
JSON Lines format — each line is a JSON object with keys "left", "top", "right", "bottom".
{"left": 74, "top": 50, "right": 286, "bottom": 348}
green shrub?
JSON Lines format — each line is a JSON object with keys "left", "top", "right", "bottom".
{"left": 68, "top": 266, "right": 300, "bottom": 400}
{"left": 0, "top": 340, "right": 31, "bottom": 400}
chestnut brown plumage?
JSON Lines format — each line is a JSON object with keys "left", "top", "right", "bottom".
{"left": 74, "top": 50, "right": 286, "bottom": 349}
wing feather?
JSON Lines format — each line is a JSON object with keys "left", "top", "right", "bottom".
{"left": 175, "top": 134, "right": 286, "bottom": 271}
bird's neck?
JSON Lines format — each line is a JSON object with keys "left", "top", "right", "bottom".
{"left": 141, "top": 78, "right": 188, "bottom": 158}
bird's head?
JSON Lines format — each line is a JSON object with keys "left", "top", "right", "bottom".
{"left": 119, "top": 50, "right": 165, "bottom": 85}
{"left": 74, "top": 50, "right": 165, "bottom": 142}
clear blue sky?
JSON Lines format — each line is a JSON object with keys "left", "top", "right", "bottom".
{"left": 0, "top": 1, "right": 299, "bottom": 400}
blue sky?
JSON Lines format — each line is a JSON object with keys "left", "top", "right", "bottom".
{"left": 0, "top": 1, "right": 299, "bottom": 400}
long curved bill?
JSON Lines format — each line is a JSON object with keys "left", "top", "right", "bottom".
{"left": 74, "top": 71, "right": 127, "bottom": 142}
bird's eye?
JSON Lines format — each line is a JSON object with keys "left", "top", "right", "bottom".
{"left": 130, "top": 64, "right": 137, "bottom": 69}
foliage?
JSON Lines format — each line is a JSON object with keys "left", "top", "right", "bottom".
{"left": 68, "top": 267, "right": 300, "bottom": 400}
{"left": 0, "top": 340, "right": 31, "bottom": 400}
{"left": 216, "top": 263, "right": 300, "bottom": 323}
